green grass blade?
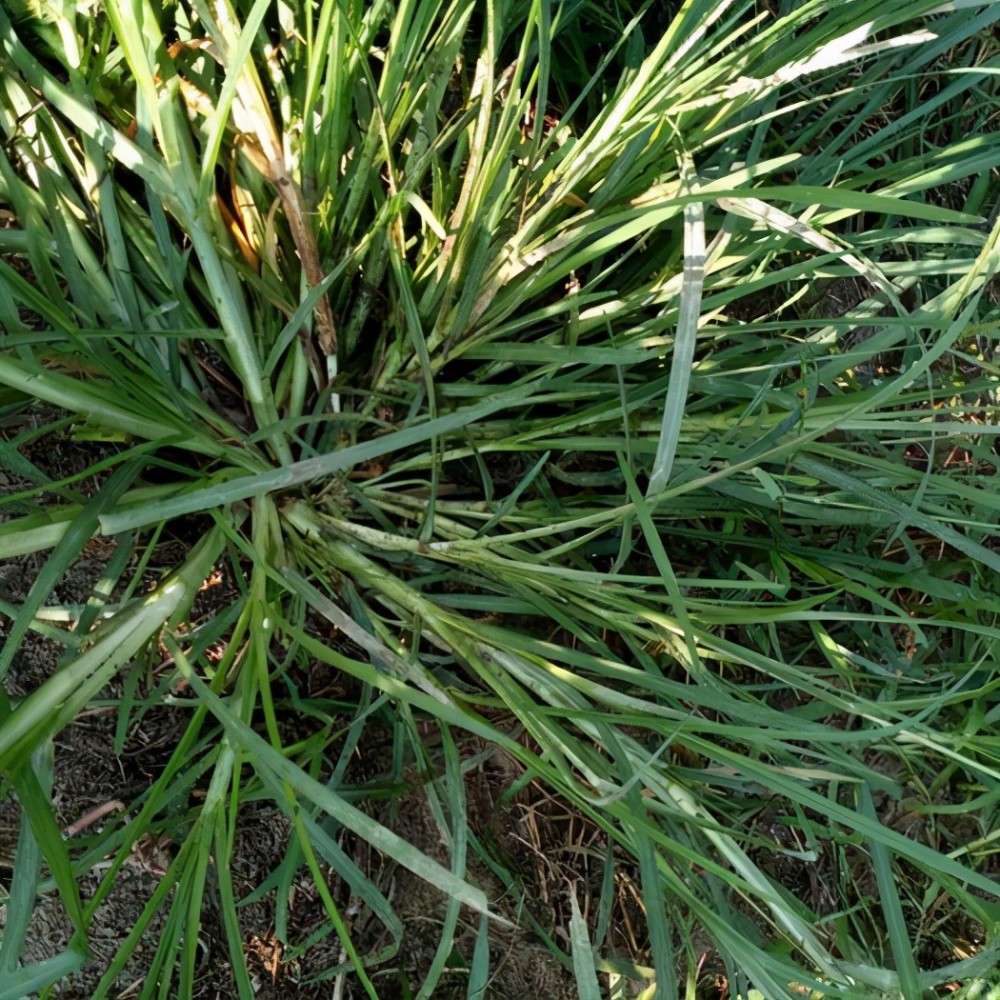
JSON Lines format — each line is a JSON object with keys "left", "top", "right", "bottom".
{"left": 569, "top": 890, "right": 602, "bottom": 1000}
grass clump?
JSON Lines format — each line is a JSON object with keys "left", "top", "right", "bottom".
{"left": 1, "top": 0, "right": 1000, "bottom": 997}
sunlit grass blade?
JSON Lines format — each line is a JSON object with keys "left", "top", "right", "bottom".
{"left": 648, "top": 160, "right": 706, "bottom": 494}
{"left": 569, "top": 890, "right": 603, "bottom": 1000}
